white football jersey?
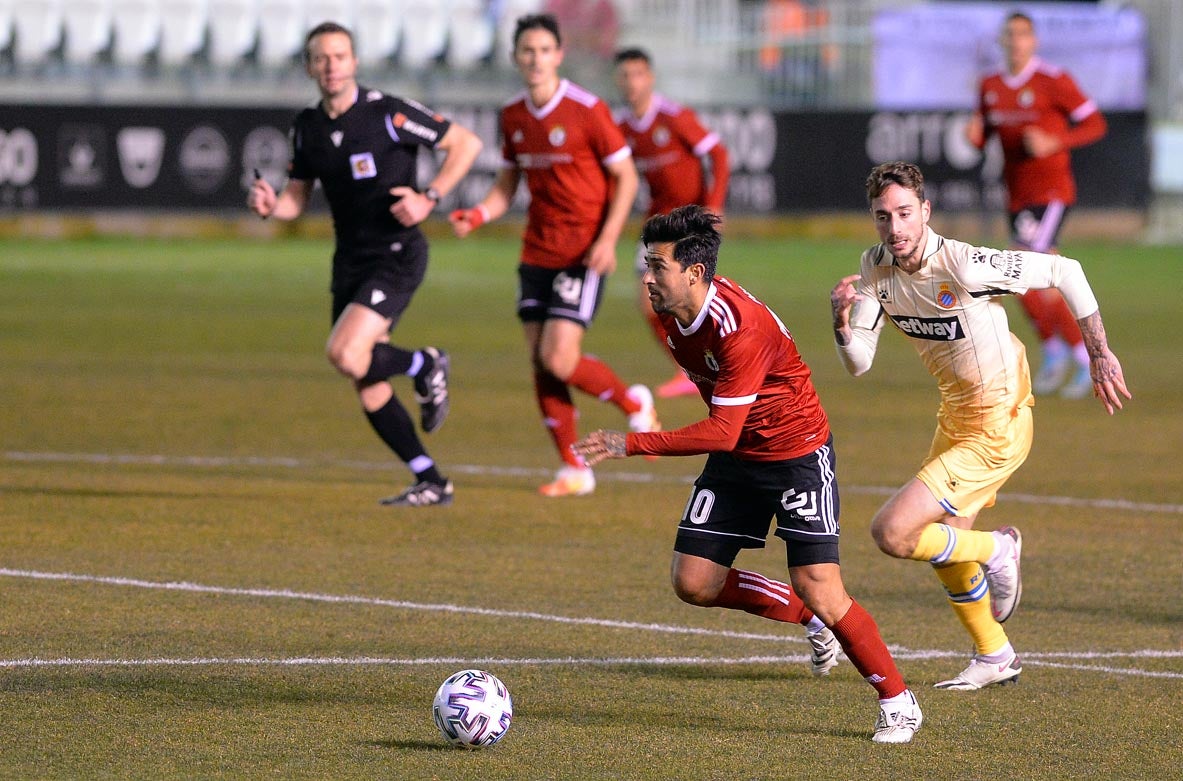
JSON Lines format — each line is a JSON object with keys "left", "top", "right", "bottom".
{"left": 843, "top": 228, "right": 1098, "bottom": 430}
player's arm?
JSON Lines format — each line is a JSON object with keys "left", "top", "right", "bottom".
{"left": 248, "top": 175, "right": 311, "bottom": 221}
{"left": 584, "top": 152, "right": 639, "bottom": 274}
{"left": 390, "top": 122, "right": 483, "bottom": 227}
{"left": 573, "top": 404, "right": 750, "bottom": 465}
{"left": 831, "top": 273, "right": 884, "bottom": 376}
{"left": 1010, "top": 250, "right": 1130, "bottom": 413}
{"left": 449, "top": 165, "right": 520, "bottom": 238}
{"left": 702, "top": 140, "right": 730, "bottom": 215}
{"left": 1024, "top": 78, "right": 1107, "bottom": 158}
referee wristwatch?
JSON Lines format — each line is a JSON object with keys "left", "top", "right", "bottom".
{"left": 424, "top": 186, "right": 442, "bottom": 204}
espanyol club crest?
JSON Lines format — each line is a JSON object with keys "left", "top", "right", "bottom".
{"left": 653, "top": 125, "right": 671, "bottom": 147}
{"left": 548, "top": 125, "right": 567, "bottom": 146}
{"left": 936, "top": 283, "right": 958, "bottom": 310}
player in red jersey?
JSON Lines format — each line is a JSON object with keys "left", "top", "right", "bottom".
{"left": 614, "top": 47, "right": 731, "bottom": 399}
{"left": 966, "top": 11, "right": 1107, "bottom": 399}
{"left": 449, "top": 14, "right": 659, "bottom": 498}
{"left": 573, "top": 205, "right": 922, "bottom": 744}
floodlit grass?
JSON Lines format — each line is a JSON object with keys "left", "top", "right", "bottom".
{"left": 1, "top": 232, "right": 1180, "bottom": 779}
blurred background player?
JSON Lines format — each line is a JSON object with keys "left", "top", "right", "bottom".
{"left": 966, "top": 11, "right": 1107, "bottom": 399}
{"left": 247, "top": 22, "right": 482, "bottom": 507}
{"left": 613, "top": 47, "right": 731, "bottom": 399}
{"left": 574, "top": 205, "right": 922, "bottom": 744}
{"left": 450, "top": 14, "right": 659, "bottom": 498}
{"left": 831, "top": 161, "right": 1129, "bottom": 690}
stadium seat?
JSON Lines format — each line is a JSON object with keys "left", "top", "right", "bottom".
{"left": 207, "top": 0, "right": 259, "bottom": 67}
{"left": 256, "top": 0, "right": 304, "bottom": 67}
{"left": 397, "top": 0, "right": 446, "bottom": 69}
{"left": 446, "top": 0, "right": 494, "bottom": 69}
{"left": 304, "top": 0, "right": 354, "bottom": 28}
{"left": 0, "top": 0, "right": 13, "bottom": 53}
{"left": 495, "top": 0, "right": 543, "bottom": 65}
{"left": 158, "top": 0, "right": 208, "bottom": 66}
{"left": 111, "top": 0, "right": 162, "bottom": 66}
{"left": 11, "top": 0, "right": 64, "bottom": 65}
{"left": 352, "top": 0, "right": 399, "bottom": 66}
{"left": 62, "top": 0, "right": 114, "bottom": 64}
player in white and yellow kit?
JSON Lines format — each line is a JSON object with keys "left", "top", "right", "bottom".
{"left": 831, "top": 161, "right": 1130, "bottom": 689}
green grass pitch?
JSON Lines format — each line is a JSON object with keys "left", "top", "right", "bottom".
{"left": 1, "top": 229, "right": 1180, "bottom": 778}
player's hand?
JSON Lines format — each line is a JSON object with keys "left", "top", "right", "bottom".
{"left": 448, "top": 206, "right": 487, "bottom": 238}
{"left": 389, "top": 185, "right": 434, "bottom": 227}
{"left": 571, "top": 430, "right": 627, "bottom": 467}
{"left": 247, "top": 172, "right": 276, "bottom": 218}
{"left": 830, "top": 274, "right": 862, "bottom": 328}
{"left": 1090, "top": 348, "right": 1132, "bottom": 415}
{"left": 1022, "top": 126, "right": 1062, "bottom": 159}
{"left": 964, "top": 113, "right": 985, "bottom": 148}
{"left": 584, "top": 238, "right": 618, "bottom": 275}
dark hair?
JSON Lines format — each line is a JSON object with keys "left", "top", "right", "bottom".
{"left": 613, "top": 47, "right": 651, "bottom": 66}
{"left": 1005, "top": 11, "right": 1035, "bottom": 30}
{"left": 641, "top": 205, "right": 722, "bottom": 282}
{"left": 304, "top": 21, "right": 354, "bottom": 61}
{"left": 865, "top": 161, "right": 926, "bottom": 206}
{"left": 513, "top": 14, "right": 561, "bottom": 49}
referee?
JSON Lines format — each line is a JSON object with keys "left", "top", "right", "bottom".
{"left": 248, "top": 22, "right": 482, "bottom": 506}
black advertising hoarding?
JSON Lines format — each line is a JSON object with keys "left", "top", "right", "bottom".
{"left": 0, "top": 104, "right": 1149, "bottom": 214}
{"left": 0, "top": 104, "right": 293, "bottom": 210}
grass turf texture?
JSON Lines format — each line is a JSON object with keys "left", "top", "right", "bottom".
{"left": 1, "top": 232, "right": 1181, "bottom": 779}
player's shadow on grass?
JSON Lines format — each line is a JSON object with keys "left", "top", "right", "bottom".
{"left": 362, "top": 739, "right": 454, "bottom": 752}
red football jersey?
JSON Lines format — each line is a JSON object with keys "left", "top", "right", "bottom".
{"left": 978, "top": 56, "right": 1106, "bottom": 211}
{"left": 616, "top": 95, "right": 726, "bottom": 216}
{"left": 629, "top": 276, "right": 830, "bottom": 462}
{"left": 500, "top": 79, "right": 632, "bottom": 269}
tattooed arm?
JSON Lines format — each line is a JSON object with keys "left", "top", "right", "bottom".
{"left": 1077, "top": 310, "right": 1131, "bottom": 415}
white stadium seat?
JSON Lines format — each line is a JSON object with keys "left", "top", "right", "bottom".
{"left": 352, "top": 0, "right": 399, "bottom": 66}
{"left": 12, "top": 0, "right": 64, "bottom": 65}
{"left": 111, "top": 0, "right": 163, "bottom": 66}
{"left": 447, "top": 0, "right": 494, "bottom": 69}
{"left": 207, "top": 0, "right": 259, "bottom": 66}
{"left": 398, "top": 0, "right": 446, "bottom": 68}
{"left": 0, "top": 0, "right": 14, "bottom": 53}
{"left": 62, "top": 0, "right": 114, "bottom": 64}
{"left": 256, "top": 0, "right": 304, "bottom": 66}
{"left": 303, "top": 0, "right": 354, "bottom": 29}
{"left": 158, "top": 0, "right": 208, "bottom": 65}
{"left": 495, "top": 0, "right": 543, "bottom": 66}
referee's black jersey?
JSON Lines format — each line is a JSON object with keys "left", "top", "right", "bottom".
{"left": 288, "top": 86, "right": 451, "bottom": 256}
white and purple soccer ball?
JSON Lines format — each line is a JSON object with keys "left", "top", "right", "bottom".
{"left": 432, "top": 669, "right": 513, "bottom": 748}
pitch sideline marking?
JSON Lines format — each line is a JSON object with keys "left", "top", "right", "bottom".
{"left": 1, "top": 568, "right": 1180, "bottom": 681}
{"left": 5, "top": 449, "right": 1183, "bottom": 515}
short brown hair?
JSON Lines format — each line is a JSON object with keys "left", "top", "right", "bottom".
{"left": 865, "top": 161, "right": 926, "bottom": 206}
{"left": 304, "top": 21, "right": 354, "bottom": 62}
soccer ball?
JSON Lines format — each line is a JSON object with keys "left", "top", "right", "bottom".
{"left": 432, "top": 669, "right": 513, "bottom": 748}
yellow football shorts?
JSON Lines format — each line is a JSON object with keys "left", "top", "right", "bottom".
{"left": 917, "top": 403, "right": 1034, "bottom": 518}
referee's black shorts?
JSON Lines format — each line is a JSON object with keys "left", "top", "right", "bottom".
{"left": 330, "top": 231, "right": 429, "bottom": 325}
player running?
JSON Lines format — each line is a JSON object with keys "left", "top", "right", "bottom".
{"left": 450, "top": 13, "right": 658, "bottom": 498}
{"left": 614, "top": 47, "right": 730, "bottom": 398}
{"left": 247, "top": 22, "right": 482, "bottom": 506}
{"left": 965, "top": 11, "right": 1108, "bottom": 398}
{"left": 574, "top": 205, "right": 923, "bottom": 744}
{"left": 831, "top": 161, "right": 1129, "bottom": 689}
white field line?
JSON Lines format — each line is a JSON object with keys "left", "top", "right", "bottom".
{"left": 5, "top": 449, "right": 1183, "bottom": 515}
{"left": 1, "top": 568, "right": 1180, "bottom": 680}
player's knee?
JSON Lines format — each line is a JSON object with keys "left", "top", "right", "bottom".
{"left": 870, "top": 517, "right": 913, "bottom": 559}
{"left": 326, "top": 341, "right": 368, "bottom": 379}
{"left": 535, "top": 350, "right": 576, "bottom": 381}
{"left": 671, "top": 574, "right": 721, "bottom": 607}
